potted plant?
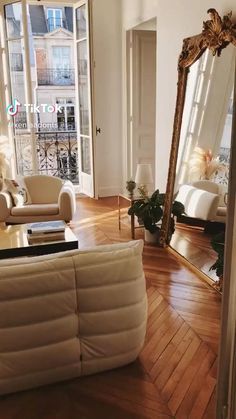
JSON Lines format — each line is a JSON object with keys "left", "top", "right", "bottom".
{"left": 126, "top": 179, "right": 136, "bottom": 198}
{"left": 210, "top": 230, "right": 225, "bottom": 291}
{"left": 128, "top": 189, "right": 185, "bottom": 244}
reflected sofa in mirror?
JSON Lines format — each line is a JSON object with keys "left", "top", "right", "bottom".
{"left": 160, "top": 9, "right": 236, "bottom": 289}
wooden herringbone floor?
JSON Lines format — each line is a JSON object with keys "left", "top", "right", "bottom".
{"left": 0, "top": 197, "right": 221, "bottom": 419}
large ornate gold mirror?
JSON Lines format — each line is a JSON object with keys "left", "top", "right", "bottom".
{"left": 160, "top": 9, "right": 236, "bottom": 289}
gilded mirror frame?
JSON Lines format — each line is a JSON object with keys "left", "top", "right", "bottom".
{"left": 160, "top": 8, "right": 236, "bottom": 246}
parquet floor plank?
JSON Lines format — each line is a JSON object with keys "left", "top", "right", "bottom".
{"left": 203, "top": 391, "right": 217, "bottom": 419}
{"left": 168, "top": 342, "right": 210, "bottom": 414}
{"left": 142, "top": 308, "right": 179, "bottom": 367}
{"left": 150, "top": 316, "right": 184, "bottom": 364}
{"left": 0, "top": 197, "right": 221, "bottom": 419}
{"left": 161, "top": 335, "right": 201, "bottom": 401}
{"left": 176, "top": 347, "right": 216, "bottom": 418}
{"left": 150, "top": 322, "right": 190, "bottom": 381}
{"left": 147, "top": 298, "right": 169, "bottom": 332}
{"left": 154, "top": 328, "right": 196, "bottom": 390}
{"left": 188, "top": 374, "right": 216, "bottom": 419}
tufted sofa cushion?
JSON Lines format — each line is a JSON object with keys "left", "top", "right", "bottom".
{"left": 0, "top": 240, "right": 147, "bottom": 395}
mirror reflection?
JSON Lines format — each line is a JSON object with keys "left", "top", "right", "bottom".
{"left": 170, "top": 45, "right": 235, "bottom": 285}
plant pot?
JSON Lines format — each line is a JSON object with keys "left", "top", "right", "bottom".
{"left": 144, "top": 229, "right": 160, "bottom": 244}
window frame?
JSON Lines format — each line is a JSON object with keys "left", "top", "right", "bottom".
{"left": 47, "top": 8, "right": 63, "bottom": 31}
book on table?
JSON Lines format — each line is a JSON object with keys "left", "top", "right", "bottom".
{"left": 27, "top": 231, "right": 65, "bottom": 244}
{"left": 27, "top": 220, "right": 66, "bottom": 235}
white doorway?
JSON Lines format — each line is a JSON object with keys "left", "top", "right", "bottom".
{"left": 74, "top": 0, "right": 96, "bottom": 197}
{"left": 126, "top": 19, "right": 157, "bottom": 190}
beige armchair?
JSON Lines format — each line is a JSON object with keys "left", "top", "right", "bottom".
{"left": 0, "top": 175, "right": 76, "bottom": 224}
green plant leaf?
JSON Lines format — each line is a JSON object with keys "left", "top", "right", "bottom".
{"left": 150, "top": 190, "right": 160, "bottom": 201}
{"left": 172, "top": 200, "right": 185, "bottom": 216}
{"left": 128, "top": 189, "right": 184, "bottom": 235}
{"left": 157, "top": 193, "right": 165, "bottom": 206}
{"left": 209, "top": 230, "right": 225, "bottom": 278}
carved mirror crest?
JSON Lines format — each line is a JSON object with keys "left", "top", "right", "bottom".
{"left": 160, "top": 9, "right": 236, "bottom": 289}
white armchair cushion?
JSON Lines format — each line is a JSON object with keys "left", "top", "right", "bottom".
{"left": 24, "top": 175, "right": 62, "bottom": 204}
{"left": 11, "top": 204, "right": 59, "bottom": 216}
{"left": 176, "top": 185, "right": 220, "bottom": 221}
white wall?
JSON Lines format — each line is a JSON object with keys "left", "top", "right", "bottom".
{"left": 122, "top": 0, "right": 236, "bottom": 192}
{"left": 122, "top": 0, "right": 157, "bottom": 30}
{"left": 93, "top": 0, "right": 122, "bottom": 197}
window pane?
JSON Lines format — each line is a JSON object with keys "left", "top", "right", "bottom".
{"left": 68, "top": 119, "right": 75, "bottom": 130}
{"left": 10, "top": 52, "right": 23, "bottom": 71}
{"left": 55, "top": 10, "right": 62, "bottom": 19}
{"left": 5, "top": 3, "right": 22, "bottom": 39}
{"left": 62, "top": 47, "right": 70, "bottom": 58}
{"left": 81, "top": 137, "right": 91, "bottom": 174}
{"left": 47, "top": 10, "right": 53, "bottom": 19}
{"left": 53, "top": 47, "right": 70, "bottom": 69}
{"left": 67, "top": 106, "right": 74, "bottom": 116}
{"left": 77, "top": 41, "right": 89, "bottom": 136}
{"left": 56, "top": 98, "right": 65, "bottom": 104}
{"left": 8, "top": 40, "right": 28, "bottom": 132}
{"left": 76, "top": 5, "right": 87, "bottom": 40}
{"left": 15, "top": 133, "right": 33, "bottom": 175}
{"left": 53, "top": 47, "right": 60, "bottom": 58}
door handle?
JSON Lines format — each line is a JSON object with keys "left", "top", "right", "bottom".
{"left": 96, "top": 126, "right": 101, "bottom": 135}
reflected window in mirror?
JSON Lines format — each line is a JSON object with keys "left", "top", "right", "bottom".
{"left": 215, "top": 89, "right": 233, "bottom": 186}
{"left": 175, "top": 46, "right": 236, "bottom": 194}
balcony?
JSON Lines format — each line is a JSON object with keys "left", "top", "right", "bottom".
{"left": 15, "top": 131, "right": 79, "bottom": 184}
{"left": 37, "top": 69, "right": 75, "bottom": 86}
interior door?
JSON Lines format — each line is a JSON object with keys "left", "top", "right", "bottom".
{"left": 130, "top": 30, "right": 156, "bottom": 188}
{"left": 74, "top": 0, "right": 95, "bottom": 197}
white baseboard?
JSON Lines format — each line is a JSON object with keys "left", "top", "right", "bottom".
{"left": 98, "top": 185, "right": 122, "bottom": 197}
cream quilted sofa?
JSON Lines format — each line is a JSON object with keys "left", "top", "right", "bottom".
{"left": 0, "top": 240, "right": 147, "bottom": 395}
{"left": 0, "top": 175, "right": 76, "bottom": 224}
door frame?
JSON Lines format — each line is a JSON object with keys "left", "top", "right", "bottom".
{"left": 216, "top": 64, "right": 236, "bottom": 419}
{"left": 74, "top": 0, "right": 97, "bottom": 198}
{"left": 0, "top": 0, "right": 38, "bottom": 176}
{"left": 124, "top": 22, "right": 157, "bottom": 189}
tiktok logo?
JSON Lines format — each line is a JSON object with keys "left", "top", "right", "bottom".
{"left": 6, "top": 99, "right": 21, "bottom": 116}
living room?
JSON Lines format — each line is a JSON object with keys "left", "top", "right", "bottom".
{"left": 0, "top": 0, "right": 236, "bottom": 418}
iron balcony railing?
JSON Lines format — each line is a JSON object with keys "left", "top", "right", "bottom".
{"left": 15, "top": 131, "right": 79, "bottom": 184}
{"left": 37, "top": 69, "right": 75, "bottom": 86}
{"left": 37, "top": 131, "right": 78, "bottom": 183}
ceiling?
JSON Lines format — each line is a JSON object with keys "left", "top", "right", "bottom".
{"left": 28, "top": 0, "right": 77, "bottom": 5}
